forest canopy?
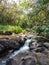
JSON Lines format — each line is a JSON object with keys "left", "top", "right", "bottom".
{"left": 0, "top": 0, "right": 49, "bottom": 35}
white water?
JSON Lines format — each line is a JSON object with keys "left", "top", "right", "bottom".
{"left": 0, "top": 38, "right": 32, "bottom": 65}
{"left": 9, "top": 39, "right": 32, "bottom": 58}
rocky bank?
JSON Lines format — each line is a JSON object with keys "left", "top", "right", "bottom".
{"left": 6, "top": 35, "right": 49, "bottom": 65}
{"left": 0, "top": 33, "right": 49, "bottom": 65}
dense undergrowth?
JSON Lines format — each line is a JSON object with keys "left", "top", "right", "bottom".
{"left": 0, "top": 0, "right": 49, "bottom": 36}
{"left": 0, "top": 25, "right": 22, "bottom": 34}
{"left": 0, "top": 25, "right": 49, "bottom": 38}
{"left": 32, "top": 25, "right": 49, "bottom": 36}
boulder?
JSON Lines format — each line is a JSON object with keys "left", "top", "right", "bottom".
{"left": 0, "top": 43, "right": 9, "bottom": 57}
{"left": 0, "top": 44, "right": 5, "bottom": 53}
{"left": 35, "top": 36, "right": 49, "bottom": 42}
{"left": 35, "top": 53, "right": 49, "bottom": 65}
{"left": 6, "top": 51, "right": 49, "bottom": 65}
{"left": 0, "top": 39, "right": 20, "bottom": 50}
{"left": 6, "top": 53, "right": 37, "bottom": 65}
{"left": 16, "top": 37, "right": 25, "bottom": 46}
{"left": 6, "top": 59, "right": 18, "bottom": 65}
{"left": 29, "top": 41, "right": 37, "bottom": 50}
{"left": 8, "top": 39, "right": 20, "bottom": 50}
{"left": 0, "top": 38, "right": 21, "bottom": 55}
{"left": 34, "top": 47, "right": 45, "bottom": 53}
{"left": 24, "top": 35, "right": 33, "bottom": 41}
{"left": 43, "top": 42, "right": 49, "bottom": 50}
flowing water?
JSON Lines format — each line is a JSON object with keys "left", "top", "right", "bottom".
{"left": 0, "top": 39, "right": 32, "bottom": 65}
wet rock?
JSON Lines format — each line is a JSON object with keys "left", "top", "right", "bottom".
{"left": 16, "top": 37, "right": 25, "bottom": 46}
{"left": 6, "top": 53, "right": 37, "bottom": 65}
{"left": 8, "top": 40, "right": 20, "bottom": 50}
{"left": 1, "top": 35, "right": 49, "bottom": 65}
{"left": 29, "top": 41, "right": 37, "bottom": 49}
{"left": 6, "top": 50, "right": 49, "bottom": 65}
{"left": 0, "top": 35, "right": 28, "bottom": 57}
{"left": 6, "top": 59, "right": 18, "bottom": 65}
{"left": 6, "top": 39, "right": 49, "bottom": 65}
{"left": 24, "top": 35, "right": 32, "bottom": 41}
{"left": 0, "top": 39, "right": 20, "bottom": 54}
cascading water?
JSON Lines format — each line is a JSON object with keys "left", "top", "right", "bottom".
{"left": 9, "top": 39, "right": 32, "bottom": 58}
{"left": 0, "top": 38, "right": 32, "bottom": 65}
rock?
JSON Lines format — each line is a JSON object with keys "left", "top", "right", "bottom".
{"left": 29, "top": 41, "right": 37, "bottom": 50}
{"left": 0, "top": 44, "right": 4, "bottom": 50}
{"left": 29, "top": 41, "right": 45, "bottom": 52}
{"left": 6, "top": 59, "right": 18, "bottom": 65}
{"left": 0, "top": 44, "right": 8, "bottom": 57}
{"left": 37, "top": 43, "right": 43, "bottom": 47}
{"left": 0, "top": 39, "right": 20, "bottom": 54}
{"left": 0, "top": 35, "right": 27, "bottom": 57}
{"left": 19, "top": 56, "right": 37, "bottom": 65}
{"left": 35, "top": 53, "right": 49, "bottom": 65}
{"left": 16, "top": 37, "right": 25, "bottom": 46}
{"left": 24, "top": 35, "right": 32, "bottom": 41}
{"left": 6, "top": 38, "right": 49, "bottom": 65}
{"left": 6, "top": 53, "right": 37, "bottom": 65}
{"left": 8, "top": 40, "right": 20, "bottom": 50}
{"left": 1, "top": 35, "right": 49, "bottom": 65}
{"left": 0, "top": 35, "right": 28, "bottom": 57}
{"left": 34, "top": 47, "right": 45, "bottom": 53}
{"left": 6, "top": 51, "right": 49, "bottom": 65}
{"left": 45, "top": 34, "right": 49, "bottom": 39}
{"left": 35, "top": 36, "right": 49, "bottom": 42}
{"left": 0, "top": 44, "right": 5, "bottom": 53}
{"left": 43, "top": 42, "right": 49, "bottom": 50}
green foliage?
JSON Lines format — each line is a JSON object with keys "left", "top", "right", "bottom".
{"left": 13, "top": 26, "right": 22, "bottom": 34}
{"left": 38, "top": 0, "right": 49, "bottom": 4}
{"left": 0, "top": 0, "right": 49, "bottom": 35}
{"left": 0, "top": 25, "right": 22, "bottom": 34}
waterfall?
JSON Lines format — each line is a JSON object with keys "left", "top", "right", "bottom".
{"left": 0, "top": 39, "right": 32, "bottom": 65}
{"left": 9, "top": 39, "right": 32, "bottom": 58}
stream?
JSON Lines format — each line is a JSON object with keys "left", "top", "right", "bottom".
{"left": 0, "top": 38, "right": 32, "bottom": 65}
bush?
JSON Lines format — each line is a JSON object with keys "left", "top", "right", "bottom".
{"left": 32, "top": 25, "right": 49, "bottom": 36}
{"left": 32, "top": 26, "right": 38, "bottom": 31}
{"left": 14, "top": 26, "right": 22, "bottom": 34}
{"left": 0, "top": 25, "right": 22, "bottom": 34}
{"left": 25, "top": 28, "right": 31, "bottom": 32}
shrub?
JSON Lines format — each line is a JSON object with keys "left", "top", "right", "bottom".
{"left": 0, "top": 25, "right": 22, "bottom": 34}
{"left": 14, "top": 26, "right": 22, "bottom": 34}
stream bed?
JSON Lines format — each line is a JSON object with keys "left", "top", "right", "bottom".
{"left": 0, "top": 35, "right": 49, "bottom": 65}
{"left": 0, "top": 38, "right": 32, "bottom": 65}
